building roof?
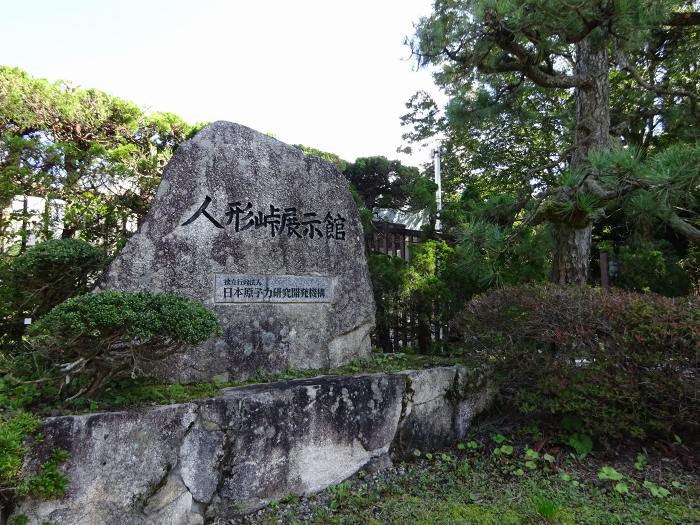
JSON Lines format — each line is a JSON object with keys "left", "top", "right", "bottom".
{"left": 372, "top": 208, "right": 431, "bottom": 231}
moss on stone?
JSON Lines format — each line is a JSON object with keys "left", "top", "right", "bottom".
{"left": 58, "top": 352, "right": 468, "bottom": 415}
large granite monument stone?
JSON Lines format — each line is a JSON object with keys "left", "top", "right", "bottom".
{"left": 98, "top": 121, "right": 374, "bottom": 382}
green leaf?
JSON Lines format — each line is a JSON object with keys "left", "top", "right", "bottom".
{"left": 568, "top": 433, "right": 593, "bottom": 457}
{"left": 491, "top": 433, "right": 507, "bottom": 444}
{"left": 614, "top": 482, "right": 629, "bottom": 495}
{"left": 525, "top": 448, "right": 539, "bottom": 459}
{"left": 598, "top": 466, "right": 624, "bottom": 481}
{"left": 643, "top": 480, "right": 670, "bottom": 498}
{"left": 634, "top": 453, "right": 647, "bottom": 471}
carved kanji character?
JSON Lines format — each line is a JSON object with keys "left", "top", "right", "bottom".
{"left": 181, "top": 195, "right": 223, "bottom": 229}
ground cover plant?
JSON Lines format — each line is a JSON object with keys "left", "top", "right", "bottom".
{"left": 243, "top": 429, "right": 700, "bottom": 525}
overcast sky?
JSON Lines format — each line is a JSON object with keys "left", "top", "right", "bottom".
{"left": 1, "top": 0, "right": 442, "bottom": 167}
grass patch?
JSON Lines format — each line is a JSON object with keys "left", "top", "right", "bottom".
{"left": 245, "top": 441, "right": 700, "bottom": 525}
{"left": 0, "top": 411, "right": 42, "bottom": 493}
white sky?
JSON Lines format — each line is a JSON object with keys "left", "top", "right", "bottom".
{"left": 1, "top": 0, "right": 442, "bottom": 168}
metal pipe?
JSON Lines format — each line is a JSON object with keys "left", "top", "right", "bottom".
{"left": 432, "top": 147, "right": 442, "bottom": 212}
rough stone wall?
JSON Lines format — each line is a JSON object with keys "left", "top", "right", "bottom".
{"left": 10, "top": 366, "right": 493, "bottom": 525}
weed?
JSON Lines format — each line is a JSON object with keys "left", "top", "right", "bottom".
{"left": 643, "top": 480, "right": 670, "bottom": 498}
{"left": 568, "top": 432, "right": 593, "bottom": 457}
{"left": 598, "top": 466, "right": 624, "bottom": 481}
{"left": 531, "top": 493, "right": 560, "bottom": 520}
{"left": 16, "top": 448, "right": 70, "bottom": 499}
{"left": 634, "top": 452, "right": 647, "bottom": 471}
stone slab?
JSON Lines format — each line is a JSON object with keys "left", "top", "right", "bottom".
{"left": 96, "top": 121, "right": 375, "bottom": 382}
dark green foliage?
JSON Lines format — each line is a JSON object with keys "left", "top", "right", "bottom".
{"left": 0, "top": 239, "right": 108, "bottom": 353}
{"left": 343, "top": 156, "right": 435, "bottom": 212}
{"left": 16, "top": 448, "right": 69, "bottom": 499}
{"left": 453, "top": 218, "right": 551, "bottom": 290}
{"left": 0, "top": 411, "right": 41, "bottom": 493}
{"left": 3, "top": 239, "right": 107, "bottom": 316}
{"left": 368, "top": 228, "right": 551, "bottom": 353}
{"left": 368, "top": 254, "right": 410, "bottom": 352}
{"left": 369, "top": 241, "right": 468, "bottom": 353}
{"left": 454, "top": 285, "right": 700, "bottom": 441}
{"left": 599, "top": 240, "right": 691, "bottom": 296}
{"left": 403, "top": 0, "right": 700, "bottom": 284}
{"left": 26, "top": 291, "right": 221, "bottom": 398}
{"left": 0, "top": 66, "right": 197, "bottom": 254}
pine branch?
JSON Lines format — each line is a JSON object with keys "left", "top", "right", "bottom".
{"left": 476, "top": 60, "right": 591, "bottom": 89}
{"left": 666, "top": 11, "right": 700, "bottom": 27}
{"left": 614, "top": 48, "right": 698, "bottom": 110}
{"left": 582, "top": 158, "right": 700, "bottom": 243}
{"left": 584, "top": 176, "right": 642, "bottom": 201}
{"left": 667, "top": 214, "right": 700, "bottom": 243}
{"left": 473, "top": 10, "right": 592, "bottom": 89}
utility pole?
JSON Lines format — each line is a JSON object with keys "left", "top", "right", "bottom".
{"left": 432, "top": 147, "right": 442, "bottom": 212}
{"left": 432, "top": 146, "right": 442, "bottom": 231}
{"left": 431, "top": 146, "right": 444, "bottom": 346}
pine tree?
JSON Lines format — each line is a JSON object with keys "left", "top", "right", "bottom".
{"left": 408, "top": 0, "right": 700, "bottom": 283}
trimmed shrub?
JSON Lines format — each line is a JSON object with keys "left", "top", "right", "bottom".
{"left": 4, "top": 239, "right": 108, "bottom": 317}
{"left": 0, "top": 239, "right": 108, "bottom": 350}
{"left": 27, "top": 291, "right": 221, "bottom": 398}
{"left": 453, "top": 285, "right": 699, "bottom": 441}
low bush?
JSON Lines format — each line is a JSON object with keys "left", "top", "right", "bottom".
{"left": 0, "top": 239, "right": 108, "bottom": 350}
{"left": 3, "top": 239, "right": 108, "bottom": 317}
{"left": 453, "top": 284, "right": 699, "bottom": 442}
{"left": 26, "top": 291, "right": 221, "bottom": 398}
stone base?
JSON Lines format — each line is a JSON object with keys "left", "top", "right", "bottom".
{"left": 10, "top": 366, "right": 493, "bottom": 525}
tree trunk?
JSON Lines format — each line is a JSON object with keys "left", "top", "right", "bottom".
{"left": 417, "top": 315, "right": 431, "bottom": 353}
{"left": 551, "top": 35, "right": 611, "bottom": 284}
{"left": 551, "top": 223, "right": 593, "bottom": 284}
